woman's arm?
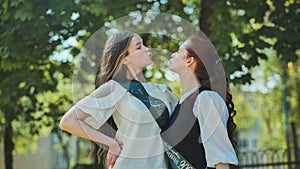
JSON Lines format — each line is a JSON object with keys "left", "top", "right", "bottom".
{"left": 59, "top": 107, "right": 121, "bottom": 167}
{"left": 60, "top": 80, "right": 128, "bottom": 168}
{"left": 194, "top": 91, "right": 238, "bottom": 168}
{"left": 60, "top": 107, "right": 117, "bottom": 147}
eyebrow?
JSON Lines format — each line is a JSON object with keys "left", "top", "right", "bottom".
{"left": 135, "top": 41, "right": 141, "bottom": 47}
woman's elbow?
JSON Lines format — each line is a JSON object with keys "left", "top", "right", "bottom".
{"left": 216, "top": 163, "right": 230, "bottom": 169}
{"left": 59, "top": 110, "right": 77, "bottom": 132}
{"left": 59, "top": 115, "right": 71, "bottom": 131}
{"left": 59, "top": 108, "right": 86, "bottom": 131}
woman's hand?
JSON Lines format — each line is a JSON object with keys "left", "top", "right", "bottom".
{"left": 106, "top": 138, "right": 123, "bottom": 169}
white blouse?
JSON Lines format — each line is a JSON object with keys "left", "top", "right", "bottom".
{"left": 180, "top": 88, "right": 238, "bottom": 168}
{"left": 74, "top": 80, "right": 179, "bottom": 169}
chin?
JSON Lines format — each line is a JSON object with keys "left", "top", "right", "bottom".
{"left": 168, "top": 67, "right": 175, "bottom": 72}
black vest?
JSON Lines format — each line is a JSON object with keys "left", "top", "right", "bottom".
{"left": 162, "top": 86, "right": 212, "bottom": 169}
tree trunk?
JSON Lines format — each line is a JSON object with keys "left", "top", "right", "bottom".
{"left": 282, "top": 64, "right": 292, "bottom": 169}
{"left": 296, "top": 79, "right": 300, "bottom": 128}
{"left": 4, "top": 122, "right": 14, "bottom": 169}
{"left": 199, "top": 0, "right": 217, "bottom": 37}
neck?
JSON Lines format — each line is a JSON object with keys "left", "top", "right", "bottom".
{"left": 126, "top": 67, "right": 146, "bottom": 82}
{"left": 178, "top": 70, "right": 200, "bottom": 94}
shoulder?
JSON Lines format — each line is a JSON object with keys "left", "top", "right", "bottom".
{"left": 193, "top": 90, "right": 228, "bottom": 119}
{"left": 196, "top": 90, "right": 224, "bottom": 104}
{"left": 92, "top": 80, "right": 127, "bottom": 98}
{"left": 145, "top": 82, "right": 179, "bottom": 109}
{"left": 194, "top": 90, "right": 227, "bottom": 113}
{"left": 99, "top": 79, "right": 123, "bottom": 89}
{"left": 97, "top": 79, "right": 125, "bottom": 91}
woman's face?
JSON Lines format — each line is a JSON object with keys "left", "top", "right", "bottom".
{"left": 169, "top": 42, "right": 189, "bottom": 73}
{"left": 125, "top": 35, "right": 152, "bottom": 70}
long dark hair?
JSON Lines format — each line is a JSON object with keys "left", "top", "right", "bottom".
{"left": 90, "top": 30, "right": 135, "bottom": 164}
{"left": 185, "top": 37, "right": 237, "bottom": 167}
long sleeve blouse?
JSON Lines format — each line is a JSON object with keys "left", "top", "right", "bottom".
{"left": 180, "top": 89, "right": 238, "bottom": 168}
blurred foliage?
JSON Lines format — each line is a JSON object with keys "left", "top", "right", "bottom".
{"left": 209, "top": 0, "right": 300, "bottom": 84}
{"left": 232, "top": 49, "right": 300, "bottom": 150}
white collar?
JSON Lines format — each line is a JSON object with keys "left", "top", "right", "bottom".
{"left": 179, "top": 85, "right": 201, "bottom": 104}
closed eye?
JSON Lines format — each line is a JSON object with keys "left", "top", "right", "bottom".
{"left": 135, "top": 42, "right": 142, "bottom": 50}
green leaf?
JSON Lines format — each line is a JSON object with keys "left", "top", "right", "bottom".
{"left": 14, "top": 8, "right": 32, "bottom": 21}
{"left": 90, "top": 1, "right": 106, "bottom": 16}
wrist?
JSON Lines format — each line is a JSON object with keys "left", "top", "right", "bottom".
{"left": 108, "top": 138, "right": 119, "bottom": 148}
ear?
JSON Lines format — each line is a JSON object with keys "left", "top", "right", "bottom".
{"left": 186, "top": 57, "right": 195, "bottom": 67}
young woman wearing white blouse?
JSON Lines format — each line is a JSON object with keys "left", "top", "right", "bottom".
{"left": 60, "top": 30, "right": 178, "bottom": 169}
{"left": 164, "top": 36, "right": 238, "bottom": 169}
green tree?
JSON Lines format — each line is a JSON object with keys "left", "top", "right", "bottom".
{"left": 225, "top": 0, "right": 300, "bottom": 151}
{"left": 0, "top": 0, "right": 78, "bottom": 168}
{"left": 0, "top": 0, "right": 199, "bottom": 168}
{"left": 205, "top": 0, "right": 300, "bottom": 84}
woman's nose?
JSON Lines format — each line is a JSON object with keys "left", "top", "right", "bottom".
{"left": 144, "top": 46, "right": 149, "bottom": 52}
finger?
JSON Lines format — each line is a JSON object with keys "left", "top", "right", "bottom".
{"left": 107, "top": 155, "right": 116, "bottom": 168}
{"left": 106, "top": 153, "right": 112, "bottom": 168}
{"left": 110, "top": 156, "right": 116, "bottom": 168}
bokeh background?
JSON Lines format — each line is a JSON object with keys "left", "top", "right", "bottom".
{"left": 1, "top": 0, "right": 299, "bottom": 169}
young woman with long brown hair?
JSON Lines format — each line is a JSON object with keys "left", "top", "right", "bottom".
{"left": 59, "top": 30, "right": 178, "bottom": 169}
{"left": 163, "top": 36, "right": 238, "bottom": 169}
